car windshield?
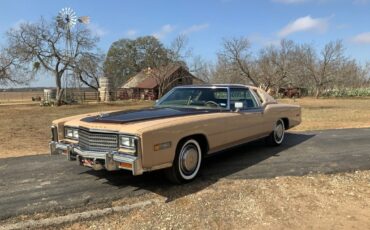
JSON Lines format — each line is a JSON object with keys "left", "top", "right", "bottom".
{"left": 156, "top": 87, "right": 229, "bottom": 109}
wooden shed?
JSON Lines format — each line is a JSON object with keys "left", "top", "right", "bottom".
{"left": 120, "top": 64, "right": 203, "bottom": 100}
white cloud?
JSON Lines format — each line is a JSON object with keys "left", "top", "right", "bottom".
{"left": 352, "top": 32, "right": 370, "bottom": 44}
{"left": 181, "top": 23, "right": 209, "bottom": 35}
{"left": 278, "top": 15, "right": 329, "bottom": 37}
{"left": 125, "top": 29, "right": 138, "bottom": 38}
{"left": 87, "top": 23, "right": 108, "bottom": 37}
{"left": 152, "top": 24, "right": 176, "bottom": 39}
{"left": 272, "top": 0, "right": 308, "bottom": 3}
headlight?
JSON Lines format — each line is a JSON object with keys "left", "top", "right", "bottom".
{"left": 51, "top": 125, "right": 58, "bottom": 141}
{"left": 64, "top": 127, "right": 79, "bottom": 140}
{"left": 119, "top": 135, "right": 136, "bottom": 149}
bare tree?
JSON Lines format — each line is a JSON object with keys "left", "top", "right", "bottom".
{"left": 73, "top": 53, "right": 105, "bottom": 91}
{"left": 190, "top": 55, "right": 212, "bottom": 83}
{"left": 299, "top": 41, "right": 345, "bottom": 97}
{"left": 257, "top": 40, "right": 297, "bottom": 91}
{"left": 148, "top": 35, "right": 194, "bottom": 97}
{"left": 5, "top": 18, "right": 99, "bottom": 105}
{"left": 363, "top": 62, "right": 370, "bottom": 86}
{"left": 211, "top": 54, "right": 248, "bottom": 84}
{"left": 219, "top": 37, "right": 258, "bottom": 86}
{"left": 0, "top": 51, "right": 17, "bottom": 85}
{"left": 169, "top": 34, "right": 192, "bottom": 63}
{"left": 0, "top": 48, "right": 34, "bottom": 86}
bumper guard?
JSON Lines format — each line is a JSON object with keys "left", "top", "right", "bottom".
{"left": 49, "top": 141, "right": 143, "bottom": 175}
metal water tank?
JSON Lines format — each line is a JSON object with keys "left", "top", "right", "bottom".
{"left": 98, "top": 77, "right": 112, "bottom": 101}
{"left": 99, "top": 77, "right": 110, "bottom": 88}
{"left": 44, "top": 89, "right": 57, "bottom": 101}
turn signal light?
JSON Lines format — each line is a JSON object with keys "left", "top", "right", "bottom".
{"left": 119, "top": 162, "right": 132, "bottom": 169}
{"left": 154, "top": 142, "right": 172, "bottom": 151}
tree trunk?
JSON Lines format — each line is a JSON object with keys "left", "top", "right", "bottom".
{"left": 55, "top": 74, "right": 63, "bottom": 106}
{"left": 315, "top": 87, "right": 321, "bottom": 98}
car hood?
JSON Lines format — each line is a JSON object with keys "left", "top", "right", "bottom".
{"left": 57, "top": 107, "right": 228, "bottom": 136}
{"left": 80, "top": 107, "right": 219, "bottom": 124}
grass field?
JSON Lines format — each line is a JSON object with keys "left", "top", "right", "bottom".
{"left": 0, "top": 97, "right": 369, "bottom": 158}
{"left": 0, "top": 91, "right": 44, "bottom": 103}
{"left": 279, "top": 97, "right": 370, "bottom": 131}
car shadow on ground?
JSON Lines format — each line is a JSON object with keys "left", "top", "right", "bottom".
{"left": 85, "top": 132, "right": 315, "bottom": 202}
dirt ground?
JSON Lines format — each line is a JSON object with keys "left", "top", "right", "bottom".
{"left": 62, "top": 171, "right": 370, "bottom": 230}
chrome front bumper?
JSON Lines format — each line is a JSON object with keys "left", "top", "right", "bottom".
{"left": 49, "top": 141, "right": 143, "bottom": 175}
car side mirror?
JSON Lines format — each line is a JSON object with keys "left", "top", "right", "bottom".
{"left": 234, "top": 102, "right": 243, "bottom": 112}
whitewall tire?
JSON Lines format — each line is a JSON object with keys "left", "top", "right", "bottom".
{"left": 266, "top": 119, "right": 285, "bottom": 146}
{"left": 166, "top": 139, "right": 202, "bottom": 184}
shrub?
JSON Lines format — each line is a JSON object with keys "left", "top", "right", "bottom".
{"left": 322, "top": 88, "right": 370, "bottom": 97}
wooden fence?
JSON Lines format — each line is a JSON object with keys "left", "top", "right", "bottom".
{"left": 0, "top": 88, "right": 160, "bottom": 103}
{"left": 0, "top": 91, "right": 44, "bottom": 102}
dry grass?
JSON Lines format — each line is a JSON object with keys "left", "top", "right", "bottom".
{"left": 0, "top": 101, "right": 154, "bottom": 158}
{"left": 279, "top": 97, "right": 370, "bottom": 131}
{"left": 0, "top": 97, "right": 369, "bottom": 159}
{"left": 0, "top": 91, "right": 44, "bottom": 103}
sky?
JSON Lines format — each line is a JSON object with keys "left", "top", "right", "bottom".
{"left": 1, "top": 0, "right": 370, "bottom": 87}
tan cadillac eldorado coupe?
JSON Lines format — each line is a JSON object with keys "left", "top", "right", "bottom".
{"left": 50, "top": 84, "right": 301, "bottom": 183}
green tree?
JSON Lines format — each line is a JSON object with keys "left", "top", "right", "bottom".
{"left": 104, "top": 36, "right": 171, "bottom": 89}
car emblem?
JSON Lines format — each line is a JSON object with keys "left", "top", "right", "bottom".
{"left": 97, "top": 112, "right": 108, "bottom": 119}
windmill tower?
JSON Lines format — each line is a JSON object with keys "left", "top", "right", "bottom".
{"left": 56, "top": 7, "right": 90, "bottom": 102}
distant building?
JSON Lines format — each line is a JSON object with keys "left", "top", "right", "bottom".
{"left": 120, "top": 64, "right": 204, "bottom": 100}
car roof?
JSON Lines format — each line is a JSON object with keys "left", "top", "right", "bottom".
{"left": 174, "top": 84, "right": 252, "bottom": 88}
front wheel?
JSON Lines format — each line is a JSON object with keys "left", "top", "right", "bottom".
{"left": 266, "top": 119, "right": 285, "bottom": 146}
{"left": 165, "top": 139, "right": 202, "bottom": 184}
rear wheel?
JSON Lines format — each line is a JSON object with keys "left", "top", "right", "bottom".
{"left": 266, "top": 119, "right": 285, "bottom": 146}
{"left": 165, "top": 139, "right": 202, "bottom": 184}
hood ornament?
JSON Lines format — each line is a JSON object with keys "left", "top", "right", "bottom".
{"left": 97, "top": 112, "right": 109, "bottom": 119}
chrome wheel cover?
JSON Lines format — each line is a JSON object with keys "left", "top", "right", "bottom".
{"left": 178, "top": 140, "right": 202, "bottom": 180}
{"left": 180, "top": 146, "right": 198, "bottom": 173}
{"left": 274, "top": 120, "right": 285, "bottom": 144}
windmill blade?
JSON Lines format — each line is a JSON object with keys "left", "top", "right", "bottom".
{"left": 58, "top": 7, "right": 77, "bottom": 29}
{"left": 78, "top": 16, "right": 90, "bottom": 24}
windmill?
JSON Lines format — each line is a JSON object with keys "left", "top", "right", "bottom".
{"left": 56, "top": 7, "right": 90, "bottom": 102}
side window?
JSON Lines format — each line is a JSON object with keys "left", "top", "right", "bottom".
{"left": 230, "top": 88, "right": 259, "bottom": 110}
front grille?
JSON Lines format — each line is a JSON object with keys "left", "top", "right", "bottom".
{"left": 78, "top": 128, "right": 118, "bottom": 152}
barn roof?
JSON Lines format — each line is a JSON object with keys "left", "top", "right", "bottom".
{"left": 121, "top": 64, "right": 194, "bottom": 89}
{"left": 121, "top": 71, "right": 149, "bottom": 89}
{"left": 136, "top": 77, "right": 157, "bottom": 89}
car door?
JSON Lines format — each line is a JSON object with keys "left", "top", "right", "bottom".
{"left": 227, "top": 87, "right": 266, "bottom": 144}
